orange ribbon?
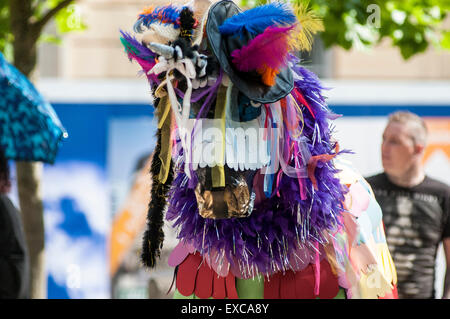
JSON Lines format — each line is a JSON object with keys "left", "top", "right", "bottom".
{"left": 307, "top": 142, "right": 340, "bottom": 190}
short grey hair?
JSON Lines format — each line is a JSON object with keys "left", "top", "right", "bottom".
{"left": 387, "top": 111, "right": 428, "bottom": 146}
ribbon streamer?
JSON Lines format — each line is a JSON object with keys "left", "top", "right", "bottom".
{"left": 307, "top": 143, "right": 340, "bottom": 190}
{"left": 149, "top": 51, "right": 196, "bottom": 178}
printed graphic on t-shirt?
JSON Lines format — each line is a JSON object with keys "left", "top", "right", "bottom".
{"left": 367, "top": 173, "right": 450, "bottom": 299}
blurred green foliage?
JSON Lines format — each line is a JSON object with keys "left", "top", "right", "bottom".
{"left": 242, "top": 0, "right": 450, "bottom": 59}
{"left": 0, "top": 0, "right": 12, "bottom": 59}
{"left": 0, "top": 0, "right": 86, "bottom": 61}
{"left": 1, "top": 0, "right": 448, "bottom": 61}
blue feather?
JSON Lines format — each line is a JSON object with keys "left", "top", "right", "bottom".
{"left": 134, "top": 5, "right": 183, "bottom": 33}
{"left": 219, "top": 2, "right": 297, "bottom": 37}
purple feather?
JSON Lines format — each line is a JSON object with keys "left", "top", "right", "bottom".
{"left": 119, "top": 31, "right": 158, "bottom": 83}
{"left": 165, "top": 60, "right": 350, "bottom": 278}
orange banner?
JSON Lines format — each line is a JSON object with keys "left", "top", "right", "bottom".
{"left": 423, "top": 118, "right": 450, "bottom": 164}
{"left": 109, "top": 155, "right": 152, "bottom": 276}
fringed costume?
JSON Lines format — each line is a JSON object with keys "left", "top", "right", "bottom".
{"left": 120, "top": 0, "right": 398, "bottom": 299}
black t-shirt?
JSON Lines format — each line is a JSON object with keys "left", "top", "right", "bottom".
{"left": 366, "top": 173, "right": 450, "bottom": 299}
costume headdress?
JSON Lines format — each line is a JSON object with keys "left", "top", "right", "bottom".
{"left": 121, "top": 0, "right": 398, "bottom": 299}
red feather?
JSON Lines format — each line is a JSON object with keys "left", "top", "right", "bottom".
{"left": 231, "top": 25, "right": 295, "bottom": 73}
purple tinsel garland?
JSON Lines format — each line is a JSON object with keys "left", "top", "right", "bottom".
{"left": 165, "top": 63, "right": 348, "bottom": 278}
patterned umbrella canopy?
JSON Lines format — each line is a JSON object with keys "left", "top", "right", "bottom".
{"left": 0, "top": 52, "right": 67, "bottom": 164}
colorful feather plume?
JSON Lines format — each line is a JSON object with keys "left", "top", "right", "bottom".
{"left": 259, "top": 66, "right": 278, "bottom": 86}
{"left": 219, "top": 2, "right": 297, "bottom": 37}
{"left": 119, "top": 31, "right": 158, "bottom": 82}
{"left": 119, "top": 31, "right": 156, "bottom": 68}
{"left": 120, "top": 31, "right": 155, "bottom": 59}
{"left": 231, "top": 25, "right": 295, "bottom": 86}
{"left": 134, "top": 4, "right": 183, "bottom": 33}
{"left": 290, "top": 0, "right": 324, "bottom": 51}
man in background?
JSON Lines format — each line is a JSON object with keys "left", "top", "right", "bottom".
{"left": 0, "top": 148, "right": 29, "bottom": 299}
{"left": 367, "top": 111, "right": 450, "bottom": 299}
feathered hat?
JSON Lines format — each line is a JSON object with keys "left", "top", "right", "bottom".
{"left": 206, "top": 0, "right": 294, "bottom": 103}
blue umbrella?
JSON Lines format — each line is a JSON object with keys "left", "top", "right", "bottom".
{"left": 0, "top": 52, "right": 67, "bottom": 164}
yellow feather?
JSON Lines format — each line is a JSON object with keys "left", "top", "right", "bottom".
{"left": 290, "top": 1, "right": 324, "bottom": 52}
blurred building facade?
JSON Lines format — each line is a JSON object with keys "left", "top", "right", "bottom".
{"left": 37, "top": 0, "right": 450, "bottom": 80}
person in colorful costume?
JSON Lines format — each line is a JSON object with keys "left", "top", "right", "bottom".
{"left": 120, "top": 0, "right": 398, "bottom": 299}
